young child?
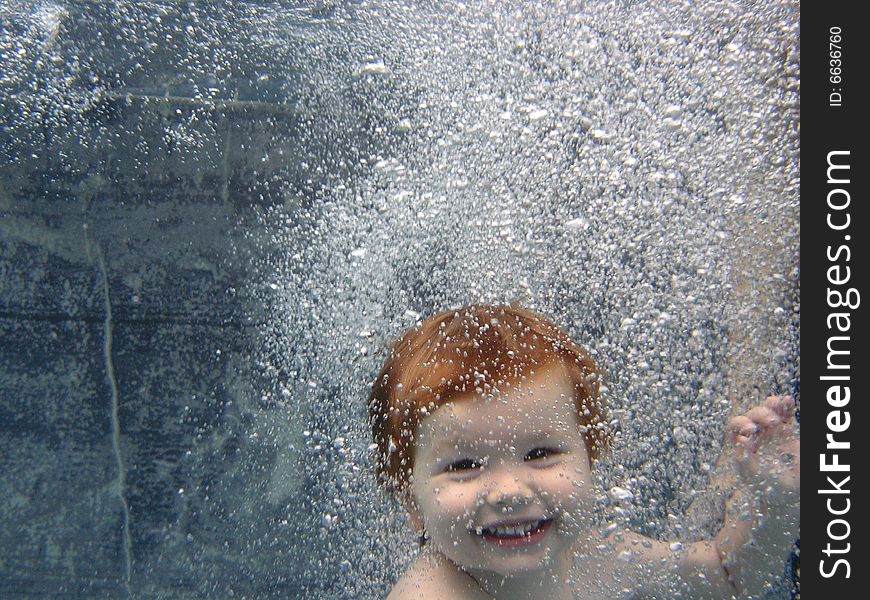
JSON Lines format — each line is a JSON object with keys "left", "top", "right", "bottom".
{"left": 369, "top": 304, "right": 799, "bottom": 599}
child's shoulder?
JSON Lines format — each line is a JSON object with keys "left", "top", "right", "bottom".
{"left": 385, "top": 550, "right": 490, "bottom": 600}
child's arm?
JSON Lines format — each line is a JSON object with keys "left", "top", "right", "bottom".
{"left": 603, "top": 396, "right": 799, "bottom": 598}
{"left": 715, "top": 395, "right": 800, "bottom": 597}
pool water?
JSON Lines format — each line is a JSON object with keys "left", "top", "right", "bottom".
{"left": 0, "top": 1, "right": 799, "bottom": 598}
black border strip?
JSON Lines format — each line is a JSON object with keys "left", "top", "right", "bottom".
{"left": 801, "top": 5, "right": 868, "bottom": 596}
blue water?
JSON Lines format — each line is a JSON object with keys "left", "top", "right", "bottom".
{"left": 1, "top": 1, "right": 799, "bottom": 598}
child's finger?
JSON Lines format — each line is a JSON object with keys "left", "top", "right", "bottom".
{"left": 746, "top": 406, "right": 781, "bottom": 427}
{"left": 728, "top": 415, "right": 756, "bottom": 435}
{"left": 727, "top": 416, "right": 758, "bottom": 447}
{"left": 732, "top": 435, "right": 755, "bottom": 454}
{"left": 765, "top": 395, "right": 796, "bottom": 420}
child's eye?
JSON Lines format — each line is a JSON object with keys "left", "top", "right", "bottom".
{"left": 525, "top": 447, "right": 560, "bottom": 461}
{"left": 446, "top": 458, "right": 482, "bottom": 472}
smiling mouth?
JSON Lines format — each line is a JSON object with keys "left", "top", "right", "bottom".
{"left": 472, "top": 518, "right": 553, "bottom": 547}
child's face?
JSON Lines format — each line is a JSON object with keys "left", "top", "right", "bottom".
{"left": 407, "top": 363, "right": 596, "bottom": 578}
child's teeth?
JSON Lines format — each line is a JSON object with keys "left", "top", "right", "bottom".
{"left": 485, "top": 520, "right": 544, "bottom": 536}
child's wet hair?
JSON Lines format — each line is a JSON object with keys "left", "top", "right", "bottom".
{"left": 368, "top": 303, "right": 611, "bottom": 498}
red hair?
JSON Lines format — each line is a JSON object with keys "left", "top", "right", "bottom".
{"left": 368, "top": 304, "right": 610, "bottom": 497}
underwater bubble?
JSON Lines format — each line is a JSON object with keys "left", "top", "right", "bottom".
{"left": 608, "top": 487, "right": 634, "bottom": 503}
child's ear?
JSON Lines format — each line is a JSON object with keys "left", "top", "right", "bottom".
{"left": 402, "top": 495, "right": 424, "bottom": 531}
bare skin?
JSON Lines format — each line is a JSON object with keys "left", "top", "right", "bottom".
{"left": 385, "top": 367, "right": 799, "bottom": 600}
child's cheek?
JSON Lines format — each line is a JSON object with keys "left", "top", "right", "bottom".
{"left": 436, "top": 483, "right": 476, "bottom": 519}
{"left": 554, "top": 467, "right": 597, "bottom": 533}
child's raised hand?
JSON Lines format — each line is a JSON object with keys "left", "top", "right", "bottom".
{"left": 727, "top": 395, "right": 800, "bottom": 504}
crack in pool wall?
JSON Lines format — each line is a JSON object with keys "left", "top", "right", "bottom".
{"left": 96, "top": 247, "right": 133, "bottom": 597}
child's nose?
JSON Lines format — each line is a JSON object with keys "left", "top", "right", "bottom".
{"left": 485, "top": 472, "right": 534, "bottom": 508}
